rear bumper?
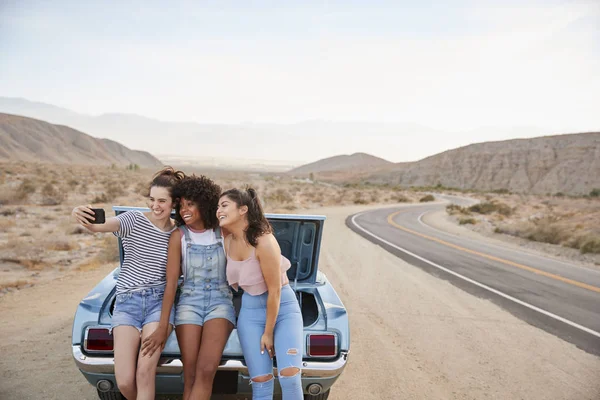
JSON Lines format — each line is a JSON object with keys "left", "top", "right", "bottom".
{"left": 73, "top": 345, "right": 348, "bottom": 379}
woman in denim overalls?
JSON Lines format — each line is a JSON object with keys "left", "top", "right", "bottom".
{"left": 142, "top": 175, "right": 235, "bottom": 400}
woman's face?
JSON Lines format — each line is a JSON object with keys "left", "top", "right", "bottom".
{"left": 179, "top": 197, "right": 202, "bottom": 226}
{"left": 217, "top": 195, "right": 245, "bottom": 228}
{"left": 147, "top": 186, "right": 173, "bottom": 221}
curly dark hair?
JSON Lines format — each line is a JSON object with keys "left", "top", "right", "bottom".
{"left": 220, "top": 187, "right": 272, "bottom": 247}
{"left": 172, "top": 175, "right": 221, "bottom": 229}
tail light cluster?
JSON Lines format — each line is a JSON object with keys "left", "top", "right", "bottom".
{"left": 84, "top": 327, "right": 114, "bottom": 352}
{"left": 307, "top": 333, "right": 337, "bottom": 358}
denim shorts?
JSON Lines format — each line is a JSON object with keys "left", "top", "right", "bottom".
{"left": 111, "top": 286, "right": 174, "bottom": 333}
{"left": 175, "top": 286, "right": 235, "bottom": 327}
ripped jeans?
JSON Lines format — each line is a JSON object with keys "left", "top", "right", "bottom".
{"left": 238, "top": 284, "right": 303, "bottom": 400}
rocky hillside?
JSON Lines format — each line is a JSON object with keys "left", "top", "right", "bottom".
{"left": 0, "top": 113, "right": 162, "bottom": 167}
{"left": 289, "top": 152, "right": 394, "bottom": 175}
{"left": 366, "top": 132, "right": 600, "bottom": 195}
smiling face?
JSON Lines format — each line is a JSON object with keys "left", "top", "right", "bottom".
{"left": 147, "top": 186, "right": 173, "bottom": 222}
{"left": 179, "top": 197, "right": 203, "bottom": 228}
{"left": 217, "top": 195, "right": 247, "bottom": 228}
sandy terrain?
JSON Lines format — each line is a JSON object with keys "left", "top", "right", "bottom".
{"left": 1, "top": 203, "right": 599, "bottom": 399}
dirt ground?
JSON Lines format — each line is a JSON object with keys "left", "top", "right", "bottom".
{"left": 1, "top": 203, "right": 599, "bottom": 399}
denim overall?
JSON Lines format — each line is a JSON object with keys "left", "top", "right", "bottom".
{"left": 174, "top": 226, "right": 235, "bottom": 326}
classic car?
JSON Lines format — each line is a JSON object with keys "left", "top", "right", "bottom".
{"left": 72, "top": 206, "right": 349, "bottom": 399}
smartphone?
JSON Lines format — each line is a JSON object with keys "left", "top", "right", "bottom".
{"left": 88, "top": 208, "right": 106, "bottom": 224}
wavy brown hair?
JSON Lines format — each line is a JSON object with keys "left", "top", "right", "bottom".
{"left": 220, "top": 187, "right": 272, "bottom": 247}
{"left": 146, "top": 166, "right": 186, "bottom": 200}
{"left": 173, "top": 175, "right": 222, "bottom": 228}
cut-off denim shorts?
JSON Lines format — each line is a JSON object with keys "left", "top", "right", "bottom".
{"left": 174, "top": 226, "right": 235, "bottom": 327}
{"left": 111, "top": 286, "right": 174, "bottom": 333}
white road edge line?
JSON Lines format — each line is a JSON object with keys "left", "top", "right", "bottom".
{"left": 350, "top": 211, "right": 600, "bottom": 339}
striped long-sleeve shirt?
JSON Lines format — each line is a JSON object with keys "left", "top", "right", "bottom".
{"left": 113, "top": 211, "right": 175, "bottom": 294}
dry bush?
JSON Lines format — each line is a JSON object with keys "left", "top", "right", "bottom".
{"left": 468, "top": 201, "right": 513, "bottom": 216}
{"left": 0, "top": 280, "right": 31, "bottom": 290}
{"left": 265, "top": 188, "right": 294, "bottom": 205}
{"left": 45, "top": 240, "right": 76, "bottom": 251}
{"left": 394, "top": 194, "right": 411, "bottom": 203}
{"left": 459, "top": 217, "right": 477, "bottom": 225}
{"left": 17, "top": 179, "right": 36, "bottom": 200}
{"left": 446, "top": 204, "right": 470, "bottom": 215}
{"left": 40, "top": 183, "right": 65, "bottom": 205}
{"left": 98, "top": 235, "right": 120, "bottom": 264}
{"left": 580, "top": 237, "right": 600, "bottom": 254}
{"left": 420, "top": 194, "right": 435, "bottom": 202}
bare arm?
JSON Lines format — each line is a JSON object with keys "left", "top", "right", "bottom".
{"left": 256, "top": 233, "right": 283, "bottom": 357}
{"left": 71, "top": 205, "right": 120, "bottom": 233}
{"left": 142, "top": 229, "right": 182, "bottom": 356}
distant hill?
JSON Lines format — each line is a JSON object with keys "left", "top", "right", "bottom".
{"left": 364, "top": 132, "right": 600, "bottom": 195}
{"left": 0, "top": 113, "right": 162, "bottom": 167}
{"left": 289, "top": 152, "right": 394, "bottom": 175}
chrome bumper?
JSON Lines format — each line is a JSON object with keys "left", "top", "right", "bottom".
{"left": 73, "top": 346, "right": 348, "bottom": 378}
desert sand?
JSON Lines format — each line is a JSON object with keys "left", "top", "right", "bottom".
{"left": 0, "top": 204, "right": 599, "bottom": 399}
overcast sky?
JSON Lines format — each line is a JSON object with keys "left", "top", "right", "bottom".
{"left": 1, "top": 0, "right": 599, "bottom": 162}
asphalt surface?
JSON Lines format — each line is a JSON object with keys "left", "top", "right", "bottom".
{"left": 347, "top": 196, "right": 600, "bottom": 356}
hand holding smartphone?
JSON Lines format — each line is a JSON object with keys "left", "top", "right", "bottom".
{"left": 87, "top": 208, "right": 106, "bottom": 224}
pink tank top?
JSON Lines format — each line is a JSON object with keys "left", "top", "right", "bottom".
{"left": 226, "top": 247, "right": 291, "bottom": 296}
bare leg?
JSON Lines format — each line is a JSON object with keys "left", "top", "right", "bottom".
{"left": 176, "top": 324, "right": 203, "bottom": 400}
{"left": 189, "top": 318, "right": 234, "bottom": 400}
{"left": 113, "top": 326, "right": 140, "bottom": 400}
{"left": 136, "top": 322, "right": 173, "bottom": 400}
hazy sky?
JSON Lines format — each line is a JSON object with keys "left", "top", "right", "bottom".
{"left": 1, "top": 0, "right": 599, "bottom": 162}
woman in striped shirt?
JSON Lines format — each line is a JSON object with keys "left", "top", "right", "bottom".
{"left": 71, "top": 167, "right": 185, "bottom": 400}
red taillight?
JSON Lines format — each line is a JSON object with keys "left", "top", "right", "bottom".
{"left": 85, "top": 328, "right": 113, "bottom": 352}
{"left": 307, "top": 334, "right": 337, "bottom": 357}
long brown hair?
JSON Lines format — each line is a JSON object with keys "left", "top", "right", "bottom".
{"left": 220, "top": 187, "right": 272, "bottom": 247}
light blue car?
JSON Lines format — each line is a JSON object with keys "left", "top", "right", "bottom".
{"left": 72, "top": 206, "right": 349, "bottom": 399}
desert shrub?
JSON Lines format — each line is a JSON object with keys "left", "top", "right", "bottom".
{"left": 16, "top": 179, "right": 36, "bottom": 201}
{"left": 580, "top": 238, "right": 600, "bottom": 254}
{"left": 45, "top": 240, "right": 75, "bottom": 251}
{"left": 395, "top": 194, "right": 410, "bottom": 203}
{"left": 525, "top": 222, "right": 568, "bottom": 245}
{"left": 0, "top": 280, "right": 31, "bottom": 290}
{"left": 106, "top": 182, "right": 126, "bottom": 200}
{"left": 0, "top": 208, "right": 15, "bottom": 216}
{"left": 98, "top": 236, "right": 120, "bottom": 263}
{"left": 446, "top": 204, "right": 470, "bottom": 215}
{"left": 40, "top": 183, "right": 65, "bottom": 205}
{"left": 135, "top": 180, "right": 149, "bottom": 196}
{"left": 79, "top": 183, "right": 89, "bottom": 195}
{"left": 468, "top": 201, "right": 512, "bottom": 216}
{"left": 459, "top": 217, "right": 477, "bottom": 225}
{"left": 91, "top": 193, "right": 110, "bottom": 203}
{"left": 266, "top": 188, "right": 294, "bottom": 204}
{"left": 589, "top": 188, "right": 600, "bottom": 198}
{"left": 419, "top": 194, "right": 435, "bottom": 202}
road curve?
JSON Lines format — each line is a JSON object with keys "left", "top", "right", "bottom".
{"left": 347, "top": 198, "right": 600, "bottom": 356}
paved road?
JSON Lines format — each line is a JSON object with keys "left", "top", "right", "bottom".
{"left": 347, "top": 197, "right": 600, "bottom": 356}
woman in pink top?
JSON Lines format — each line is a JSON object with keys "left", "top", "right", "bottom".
{"left": 218, "top": 188, "right": 303, "bottom": 400}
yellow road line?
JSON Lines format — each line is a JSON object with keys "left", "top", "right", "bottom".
{"left": 387, "top": 210, "right": 600, "bottom": 294}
